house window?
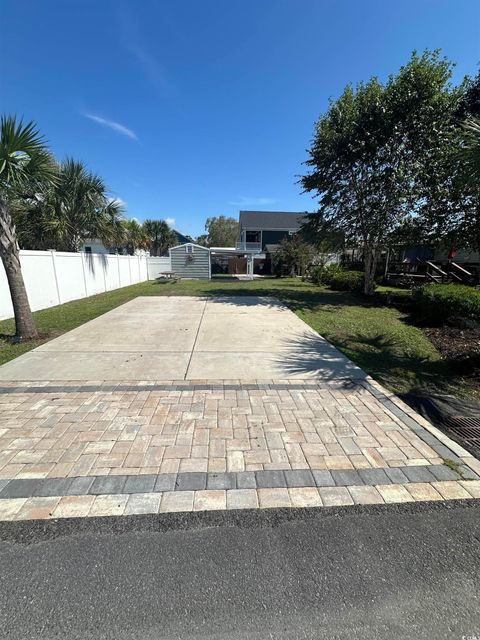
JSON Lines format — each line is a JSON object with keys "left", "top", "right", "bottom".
{"left": 186, "top": 244, "right": 194, "bottom": 254}
{"left": 84, "top": 246, "right": 92, "bottom": 253}
{"left": 245, "top": 230, "right": 261, "bottom": 243}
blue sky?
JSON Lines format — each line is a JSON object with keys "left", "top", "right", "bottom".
{"left": 2, "top": 0, "right": 479, "bottom": 237}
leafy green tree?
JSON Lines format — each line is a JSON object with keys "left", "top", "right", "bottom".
{"left": 15, "top": 159, "right": 125, "bottom": 252}
{"left": 301, "top": 51, "right": 460, "bottom": 294}
{"left": 0, "top": 116, "right": 57, "bottom": 339}
{"left": 272, "top": 234, "right": 314, "bottom": 277}
{"left": 195, "top": 234, "right": 209, "bottom": 247}
{"left": 300, "top": 212, "right": 344, "bottom": 257}
{"left": 142, "top": 219, "right": 177, "bottom": 256}
{"left": 205, "top": 215, "right": 239, "bottom": 246}
{"left": 460, "top": 117, "right": 480, "bottom": 183}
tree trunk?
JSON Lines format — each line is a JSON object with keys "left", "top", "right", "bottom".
{"left": 0, "top": 196, "right": 38, "bottom": 339}
{"left": 363, "top": 244, "right": 378, "bottom": 296}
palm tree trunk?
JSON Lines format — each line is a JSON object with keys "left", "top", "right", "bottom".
{"left": 0, "top": 196, "right": 38, "bottom": 339}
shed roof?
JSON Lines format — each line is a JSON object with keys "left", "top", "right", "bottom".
{"left": 169, "top": 242, "right": 210, "bottom": 251}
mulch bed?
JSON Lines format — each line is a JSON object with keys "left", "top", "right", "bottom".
{"left": 424, "top": 324, "right": 480, "bottom": 360}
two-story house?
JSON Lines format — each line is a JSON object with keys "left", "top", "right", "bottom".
{"left": 236, "top": 210, "right": 308, "bottom": 274}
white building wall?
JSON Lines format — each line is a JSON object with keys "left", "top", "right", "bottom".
{"left": 0, "top": 250, "right": 150, "bottom": 320}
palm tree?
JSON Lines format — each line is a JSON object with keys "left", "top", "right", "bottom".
{"left": 123, "top": 218, "right": 148, "bottom": 255}
{"left": 35, "top": 159, "right": 125, "bottom": 252}
{"left": 461, "top": 116, "right": 480, "bottom": 182}
{"left": 142, "top": 219, "right": 177, "bottom": 256}
{"left": 0, "top": 116, "right": 57, "bottom": 339}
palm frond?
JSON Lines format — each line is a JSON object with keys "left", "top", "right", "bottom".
{"left": 0, "top": 115, "right": 57, "bottom": 188}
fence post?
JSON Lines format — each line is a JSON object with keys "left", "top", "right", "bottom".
{"left": 50, "top": 250, "right": 62, "bottom": 304}
{"left": 80, "top": 252, "right": 88, "bottom": 297}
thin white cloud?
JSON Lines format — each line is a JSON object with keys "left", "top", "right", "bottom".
{"left": 165, "top": 217, "right": 176, "bottom": 227}
{"left": 228, "top": 197, "right": 277, "bottom": 206}
{"left": 117, "top": 7, "right": 168, "bottom": 91}
{"left": 83, "top": 113, "right": 138, "bottom": 141}
{"left": 128, "top": 44, "right": 168, "bottom": 90}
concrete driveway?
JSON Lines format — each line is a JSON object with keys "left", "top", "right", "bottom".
{"left": 0, "top": 296, "right": 365, "bottom": 381}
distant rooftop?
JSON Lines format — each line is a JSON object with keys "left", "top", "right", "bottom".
{"left": 239, "top": 210, "right": 308, "bottom": 229}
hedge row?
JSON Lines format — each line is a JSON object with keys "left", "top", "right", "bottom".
{"left": 412, "top": 283, "right": 480, "bottom": 323}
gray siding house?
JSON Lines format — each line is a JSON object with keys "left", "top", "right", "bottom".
{"left": 237, "top": 210, "right": 309, "bottom": 275}
{"left": 238, "top": 211, "right": 307, "bottom": 252}
{"left": 170, "top": 242, "right": 210, "bottom": 279}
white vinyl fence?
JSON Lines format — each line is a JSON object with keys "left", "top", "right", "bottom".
{"left": 146, "top": 257, "right": 172, "bottom": 279}
{"left": 0, "top": 250, "right": 149, "bottom": 320}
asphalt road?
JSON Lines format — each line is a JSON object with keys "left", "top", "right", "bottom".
{"left": 0, "top": 501, "right": 479, "bottom": 640}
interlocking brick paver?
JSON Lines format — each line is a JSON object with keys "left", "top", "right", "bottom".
{"left": 206, "top": 472, "right": 236, "bottom": 490}
{"left": 284, "top": 469, "right": 315, "bottom": 488}
{"left": 154, "top": 473, "right": 177, "bottom": 492}
{"left": 460, "top": 480, "right": 480, "bottom": 498}
{"left": 89, "top": 475, "right": 127, "bottom": 495}
{"left": 376, "top": 484, "right": 413, "bottom": 504}
{"left": 288, "top": 487, "right": 322, "bottom": 507}
{"left": 431, "top": 481, "right": 472, "bottom": 500}
{"left": 258, "top": 488, "right": 292, "bottom": 508}
{"left": 123, "top": 474, "right": 157, "bottom": 494}
{"left": 67, "top": 476, "right": 95, "bottom": 496}
{"left": 311, "top": 470, "right": 335, "bottom": 487}
{"left": 401, "top": 466, "right": 437, "bottom": 484}
{"left": 31, "top": 477, "right": 73, "bottom": 498}
{"left": 349, "top": 485, "right": 384, "bottom": 505}
{"left": 318, "top": 487, "right": 354, "bottom": 507}
{"left": 226, "top": 489, "right": 258, "bottom": 510}
{"left": 160, "top": 490, "right": 194, "bottom": 512}
{"left": 255, "top": 470, "right": 286, "bottom": 488}
{"left": 0, "top": 498, "right": 27, "bottom": 520}
{"left": 0, "top": 381, "right": 451, "bottom": 486}
{"left": 18, "top": 496, "right": 60, "bottom": 520}
{"left": 89, "top": 494, "right": 129, "bottom": 517}
{"left": 406, "top": 483, "right": 443, "bottom": 502}
{"left": 236, "top": 471, "right": 257, "bottom": 489}
{"left": 193, "top": 490, "right": 226, "bottom": 511}
{"left": 0, "top": 380, "right": 477, "bottom": 519}
{"left": 331, "top": 469, "right": 363, "bottom": 487}
{"left": 384, "top": 468, "right": 409, "bottom": 484}
{"left": 175, "top": 472, "right": 206, "bottom": 491}
{"left": 124, "top": 492, "right": 162, "bottom": 515}
{"left": 53, "top": 495, "right": 95, "bottom": 518}
{"left": 358, "top": 468, "right": 390, "bottom": 486}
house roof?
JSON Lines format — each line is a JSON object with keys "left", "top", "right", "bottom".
{"left": 173, "top": 230, "right": 194, "bottom": 244}
{"left": 239, "top": 210, "right": 308, "bottom": 230}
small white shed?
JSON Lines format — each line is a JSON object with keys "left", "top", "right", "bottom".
{"left": 169, "top": 243, "right": 211, "bottom": 279}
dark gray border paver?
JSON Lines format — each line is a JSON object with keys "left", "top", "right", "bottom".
{"left": 255, "top": 470, "right": 286, "bottom": 488}
{"left": 284, "top": 469, "right": 315, "bottom": 488}
{"left": 124, "top": 475, "right": 157, "bottom": 494}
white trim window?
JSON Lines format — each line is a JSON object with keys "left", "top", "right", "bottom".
{"left": 186, "top": 244, "right": 194, "bottom": 254}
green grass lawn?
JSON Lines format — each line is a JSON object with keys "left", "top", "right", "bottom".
{"left": 0, "top": 277, "right": 472, "bottom": 398}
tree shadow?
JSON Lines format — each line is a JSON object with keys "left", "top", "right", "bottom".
{"left": 84, "top": 251, "right": 108, "bottom": 275}
{"left": 329, "top": 331, "right": 471, "bottom": 395}
{"left": 272, "top": 331, "right": 367, "bottom": 381}
{"left": 202, "top": 286, "right": 378, "bottom": 313}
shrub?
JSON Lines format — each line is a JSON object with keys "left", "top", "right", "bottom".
{"left": 412, "top": 283, "right": 480, "bottom": 323}
{"left": 328, "top": 270, "right": 365, "bottom": 292}
{"left": 309, "top": 263, "right": 343, "bottom": 286}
